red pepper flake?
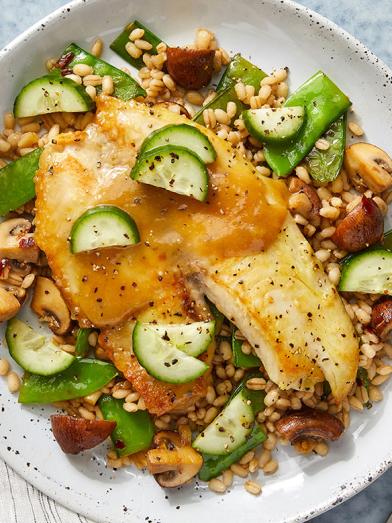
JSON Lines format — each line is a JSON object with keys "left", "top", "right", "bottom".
{"left": 0, "top": 259, "right": 10, "bottom": 276}
{"left": 115, "top": 440, "right": 125, "bottom": 449}
{"left": 55, "top": 51, "right": 74, "bottom": 70}
{"left": 19, "top": 237, "right": 35, "bottom": 249}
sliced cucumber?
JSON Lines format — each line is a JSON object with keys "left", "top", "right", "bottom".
{"left": 140, "top": 124, "right": 216, "bottom": 164}
{"left": 132, "top": 322, "right": 209, "bottom": 384}
{"left": 243, "top": 106, "right": 305, "bottom": 144}
{"left": 339, "top": 249, "right": 392, "bottom": 294}
{"left": 193, "top": 390, "right": 254, "bottom": 455}
{"left": 14, "top": 75, "right": 94, "bottom": 118}
{"left": 131, "top": 145, "right": 209, "bottom": 202}
{"left": 70, "top": 205, "right": 140, "bottom": 254}
{"left": 6, "top": 319, "right": 75, "bottom": 376}
{"left": 144, "top": 321, "right": 215, "bottom": 357}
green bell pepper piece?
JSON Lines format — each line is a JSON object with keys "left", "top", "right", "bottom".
{"left": 75, "top": 328, "right": 94, "bottom": 358}
{"left": 110, "top": 20, "right": 165, "bottom": 70}
{"left": 206, "top": 297, "right": 225, "bottom": 334}
{"left": 383, "top": 229, "right": 392, "bottom": 251}
{"left": 232, "top": 335, "right": 261, "bottom": 369}
{"left": 62, "top": 43, "right": 146, "bottom": 100}
{"left": 99, "top": 395, "right": 154, "bottom": 456}
{"left": 264, "top": 71, "right": 351, "bottom": 177}
{"left": 197, "top": 372, "right": 265, "bottom": 480}
{"left": 0, "top": 148, "right": 42, "bottom": 215}
{"left": 357, "top": 367, "right": 370, "bottom": 391}
{"left": 305, "top": 114, "right": 347, "bottom": 183}
{"left": 198, "top": 424, "right": 266, "bottom": 481}
{"left": 18, "top": 359, "right": 117, "bottom": 404}
{"left": 193, "top": 54, "right": 267, "bottom": 124}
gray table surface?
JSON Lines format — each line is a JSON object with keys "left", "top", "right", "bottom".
{"left": 0, "top": 1, "right": 391, "bottom": 522}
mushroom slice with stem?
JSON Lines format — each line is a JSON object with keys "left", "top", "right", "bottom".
{"left": 275, "top": 408, "right": 344, "bottom": 443}
{"left": 371, "top": 296, "right": 392, "bottom": 340}
{"left": 0, "top": 218, "right": 39, "bottom": 263}
{"left": 31, "top": 276, "right": 71, "bottom": 335}
{"left": 146, "top": 430, "right": 203, "bottom": 488}
{"left": 0, "top": 286, "right": 20, "bottom": 321}
{"left": 344, "top": 142, "right": 392, "bottom": 193}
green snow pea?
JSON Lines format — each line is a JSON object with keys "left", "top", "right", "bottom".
{"left": 110, "top": 20, "right": 165, "bottom": 70}
{"left": 383, "top": 230, "right": 392, "bottom": 251}
{"left": 232, "top": 335, "right": 261, "bottom": 369}
{"left": 75, "top": 328, "right": 94, "bottom": 358}
{"left": 198, "top": 424, "right": 266, "bottom": 481}
{"left": 99, "top": 395, "right": 154, "bottom": 456}
{"left": 18, "top": 359, "right": 117, "bottom": 404}
{"left": 305, "top": 114, "right": 347, "bottom": 183}
{"left": 264, "top": 71, "right": 351, "bottom": 177}
{"left": 193, "top": 54, "right": 267, "bottom": 124}
{"left": 60, "top": 43, "right": 146, "bottom": 100}
{"left": 0, "top": 148, "right": 42, "bottom": 215}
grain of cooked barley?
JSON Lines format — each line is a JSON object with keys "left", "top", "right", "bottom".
{"left": 46, "top": 57, "right": 58, "bottom": 71}
{"left": 319, "top": 205, "right": 340, "bottom": 220}
{"left": 239, "top": 451, "right": 255, "bottom": 465}
{"left": 345, "top": 195, "right": 362, "bottom": 213}
{"left": 319, "top": 226, "right": 336, "bottom": 239}
{"left": 0, "top": 139, "right": 11, "bottom": 154}
{"left": 203, "top": 108, "right": 216, "bottom": 128}
{"left": 349, "top": 396, "right": 364, "bottom": 411}
{"left": 91, "top": 38, "right": 103, "bottom": 57}
{"left": 112, "top": 388, "right": 130, "bottom": 399}
{"left": 315, "top": 249, "right": 331, "bottom": 263}
{"left": 264, "top": 389, "right": 279, "bottom": 407}
{"left": 125, "top": 392, "right": 140, "bottom": 403}
{"left": 225, "top": 364, "right": 235, "bottom": 378}
{"left": 215, "top": 108, "right": 230, "bottom": 125}
{"left": 315, "top": 138, "right": 330, "bottom": 151}
{"left": 263, "top": 458, "right": 279, "bottom": 474}
{"left": 314, "top": 441, "right": 329, "bottom": 456}
{"left": 373, "top": 196, "right": 388, "bottom": 215}
{"left": 222, "top": 469, "right": 233, "bottom": 487}
{"left": 129, "top": 28, "right": 145, "bottom": 41}
{"left": 134, "top": 39, "right": 153, "bottom": 51}
{"left": 295, "top": 165, "right": 311, "bottom": 184}
{"left": 244, "top": 480, "right": 262, "bottom": 496}
{"left": 256, "top": 165, "right": 272, "bottom": 177}
{"left": 233, "top": 368, "right": 245, "bottom": 382}
{"left": 79, "top": 406, "right": 96, "bottom": 420}
{"left": 208, "top": 478, "right": 226, "bottom": 493}
{"left": 227, "top": 130, "right": 241, "bottom": 145}
{"left": 0, "top": 358, "right": 10, "bottom": 376}
{"left": 246, "top": 377, "right": 266, "bottom": 390}
{"left": 122, "top": 402, "right": 138, "bottom": 414}
{"left": 230, "top": 463, "right": 249, "bottom": 478}
{"left": 195, "top": 28, "right": 214, "bottom": 50}
{"left": 85, "top": 85, "right": 97, "bottom": 101}
{"left": 371, "top": 374, "right": 390, "bottom": 386}
{"left": 204, "top": 406, "right": 218, "bottom": 424}
{"left": 126, "top": 41, "right": 143, "bottom": 59}
{"left": 137, "top": 397, "right": 146, "bottom": 410}
{"left": 84, "top": 390, "right": 102, "bottom": 406}
{"left": 369, "top": 385, "right": 383, "bottom": 401}
{"left": 348, "top": 121, "right": 364, "bottom": 136}
{"left": 213, "top": 394, "right": 229, "bottom": 407}
{"left": 185, "top": 90, "right": 204, "bottom": 106}
{"left": 102, "top": 75, "right": 114, "bottom": 95}
{"left": 83, "top": 75, "right": 103, "bottom": 87}
{"left": 18, "top": 132, "right": 39, "bottom": 149}
{"left": 19, "top": 147, "right": 36, "bottom": 156}
{"left": 288, "top": 192, "right": 312, "bottom": 216}
{"left": 377, "top": 365, "right": 392, "bottom": 376}
{"left": 263, "top": 432, "right": 277, "bottom": 450}
{"left": 73, "top": 63, "right": 94, "bottom": 77}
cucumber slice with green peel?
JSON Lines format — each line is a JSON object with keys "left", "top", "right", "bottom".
{"left": 144, "top": 321, "right": 215, "bottom": 357}
{"left": 70, "top": 205, "right": 140, "bottom": 254}
{"left": 192, "top": 390, "right": 254, "bottom": 455}
{"left": 110, "top": 20, "right": 165, "bottom": 70}
{"left": 132, "top": 322, "right": 209, "bottom": 384}
{"left": 339, "top": 249, "right": 392, "bottom": 294}
{"left": 14, "top": 75, "right": 94, "bottom": 118}
{"left": 0, "top": 148, "right": 42, "bottom": 216}
{"left": 384, "top": 230, "right": 392, "bottom": 251}
{"left": 243, "top": 106, "right": 305, "bottom": 144}
{"left": 6, "top": 319, "right": 75, "bottom": 376}
{"left": 131, "top": 145, "right": 209, "bottom": 201}
{"left": 140, "top": 124, "right": 216, "bottom": 164}
{"left": 60, "top": 43, "right": 146, "bottom": 101}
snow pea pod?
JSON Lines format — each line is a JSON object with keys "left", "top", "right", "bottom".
{"left": 18, "top": 359, "right": 117, "bottom": 404}
{"left": 264, "top": 71, "right": 351, "bottom": 177}
{"left": 110, "top": 20, "right": 165, "bottom": 70}
{"left": 99, "top": 395, "right": 154, "bottom": 456}
{"left": 232, "top": 335, "right": 261, "bottom": 369}
{"left": 305, "top": 114, "right": 347, "bottom": 183}
{"left": 193, "top": 54, "right": 267, "bottom": 124}
{"left": 0, "top": 148, "right": 42, "bottom": 215}
{"left": 60, "top": 43, "right": 146, "bottom": 100}
{"left": 383, "top": 230, "right": 392, "bottom": 251}
{"left": 75, "top": 328, "right": 94, "bottom": 358}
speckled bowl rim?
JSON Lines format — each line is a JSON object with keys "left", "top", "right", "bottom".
{"left": 0, "top": 1, "right": 391, "bottom": 522}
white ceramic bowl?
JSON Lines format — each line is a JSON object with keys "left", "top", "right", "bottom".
{"left": 0, "top": 1, "right": 391, "bottom": 522}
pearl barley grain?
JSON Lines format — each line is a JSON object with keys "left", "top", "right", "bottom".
{"left": 7, "top": 371, "right": 20, "bottom": 393}
{"left": 0, "top": 358, "right": 10, "bottom": 376}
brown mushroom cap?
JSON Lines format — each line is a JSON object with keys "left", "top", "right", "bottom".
{"left": 371, "top": 296, "right": 392, "bottom": 340}
{"left": 31, "top": 276, "right": 71, "bottom": 335}
{"left": 331, "top": 196, "right": 384, "bottom": 252}
{"left": 275, "top": 408, "right": 344, "bottom": 443}
{"left": 51, "top": 415, "right": 116, "bottom": 454}
{"left": 146, "top": 430, "right": 203, "bottom": 488}
{"left": 344, "top": 142, "right": 392, "bottom": 193}
{"left": 166, "top": 47, "right": 215, "bottom": 90}
{"left": 0, "top": 286, "right": 20, "bottom": 321}
{"left": 0, "top": 218, "right": 39, "bottom": 263}
{"left": 288, "top": 176, "right": 321, "bottom": 223}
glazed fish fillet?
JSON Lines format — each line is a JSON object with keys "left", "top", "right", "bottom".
{"left": 198, "top": 216, "right": 359, "bottom": 401}
{"left": 35, "top": 96, "right": 358, "bottom": 403}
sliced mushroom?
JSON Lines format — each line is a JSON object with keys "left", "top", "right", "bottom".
{"left": 51, "top": 415, "right": 116, "bottom": 454}
{"left": 166, "top": 47, "right": 215, "bottom": 90}
{"left": 31, "top": 276, "right": 71, "bottom": 335}
{"left": 275, "top": 408, "right": 344, "bottom": 443}
{"left": 146, "top": 430, "right": 203, "bottom": 487}
{"left": 344, "top": 142, "right": 392, "bottom": 193}
{"left": 0, "top": 286, "right": 20, "bottom": 321}
{"left": 0, "top": 218, "right": 39, "bottom": 263}
{"left": 371, "top": 296, "right": 392, "bottom": 340}
{"left": 288, "top": 176, "right": 321, "bottom": 223}
{"left": 332, "top": 196, "right": 384, "bottom": 252}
